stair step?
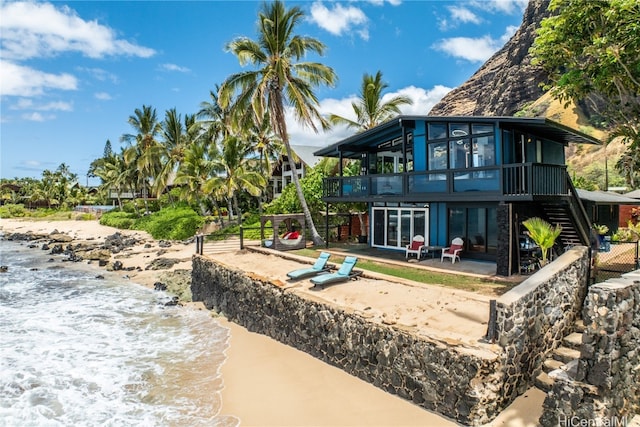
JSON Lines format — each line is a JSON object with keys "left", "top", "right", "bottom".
{"left": 534, "top": 371, "right": 554, "bottom": 392}
{"left": 552, "top": 346, "right": 581, "bottom": 363}
{"left": 543, "top": 358, "right": 564, "bottom": 373}
{"left": 562, "top": 332, "right": 583, "bottom": 350}
{"left": 574, "top": 319, "right": 586, "bottom": 333}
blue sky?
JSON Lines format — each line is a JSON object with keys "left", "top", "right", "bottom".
{"left": 0, "top": 0, "right": 528, "bottom": 185}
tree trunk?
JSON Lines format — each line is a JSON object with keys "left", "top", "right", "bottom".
{"left": 283, "top": 143, "right": 325, "bottom": 246}
{"left": 233, "top": 195, "right": 242, "bottom": 225}
{"left": 213, "top": 199, "right": 225, "bottom": 228}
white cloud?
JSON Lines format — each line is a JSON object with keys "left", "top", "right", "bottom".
{"left": 78, "top": 67, "right": 119, "bottom": 83}
{"left": 160, "top": 63, "right": 191, "bottom": 73}
{"left": 500, "top": 25, "right": 519, "bottom": 44}
{"left": 365, "top": 0, "right": 402, "bottom": 6}
{"left": 478, "top": 0, "right": 529, "bottom": 14}
{"left": 448, "top": 6, "right": 482, "bottom": 25}
{"left": 95, "top": 92, "right": 112, "bottom": 101}
{"left": 286, "top": 85, "right": 452, "bottom": 147}
{"left": 0, "top": 1, "right": 156, "bottom": 60}
{"left": 431, "top": 35, "right": 502, "bottom": 63}
{"left": 309, "top": 1, "right": 369, "bottom": 40}
{"left": 21, "top": 112, "right": 55, "bottom": 122}
{"left": 1, "top": 61, "right": 77, "bottom": 97}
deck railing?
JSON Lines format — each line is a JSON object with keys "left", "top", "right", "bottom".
{"left": 323, "top": 163, "right": 569, "bottom": 199}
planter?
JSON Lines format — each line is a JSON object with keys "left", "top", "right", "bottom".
{"left": 357, "top": 235, "right": 368, "bottom": 244}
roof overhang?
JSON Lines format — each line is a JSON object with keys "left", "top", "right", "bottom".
{"left": 313, "top": 116, "right": 601, "bottom": 159}
{"left": 577, "top": 189, "right": 640, "bottom": 205}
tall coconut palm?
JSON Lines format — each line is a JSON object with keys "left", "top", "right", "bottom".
{"left": 240, "top": 109, "right": 283, "bottom": 209}
{"left": 155, "top": 109, "right": 197, "bottom": 201}
{"left": 220, "top": 0, "right": 337, "bottom": 246}
{"left": 121, "top": 105, "right": 163, "bottom": 211}
{"left": 328, "top": 70, "right": 412, "bottom": 236}
{"left": 329, "top": 70, "right": 413, "bottom": 131}
{"left": 202, "top": 135, "right": 266, "bottom": 225}
{"left": 174, "top": 138, "right": 219, "bottom": 216}
{"left": 93, "top": 151, "right": 131, "bottom": 210}
{"left": 197, "top": 86, "right": 230, "bottom": 143}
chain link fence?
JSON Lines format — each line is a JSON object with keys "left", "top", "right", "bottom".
{"left": 594, "top": 240, "right": 640, "bottom": 282}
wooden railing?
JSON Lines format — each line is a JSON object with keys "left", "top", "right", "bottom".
{"left": 323, "top": 163, "right": 569, "bottom": 199}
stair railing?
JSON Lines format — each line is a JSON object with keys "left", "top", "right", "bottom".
{"left": 565, "top": 174, "right": 591, "bottom": 246}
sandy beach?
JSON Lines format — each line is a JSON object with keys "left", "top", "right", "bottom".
{"left": 0, "top": 218, "right": 546, "bottom": 426}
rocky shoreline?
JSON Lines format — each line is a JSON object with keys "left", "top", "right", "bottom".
{"left": 1, "top": 227, "right": 194, "bottom": 305}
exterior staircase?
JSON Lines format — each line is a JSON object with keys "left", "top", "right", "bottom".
{"left": 541, "top": 202, "right": 584, "bottom": 249}
{"left": 534, "top": 319, "right": 585, "bottom": 392}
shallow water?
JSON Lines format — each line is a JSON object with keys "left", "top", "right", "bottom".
{"left": 0, "top": 241, "right": 238, "bottom": 427}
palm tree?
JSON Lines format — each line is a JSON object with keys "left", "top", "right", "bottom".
{"left": 329, "top": 70, "right": 413, "bottom": 131}
{"left": 197, "top": 87, "right": 229, "bottom": 143}
{"left": 328, "top": 70, "right": 413, "bottom": 237}
{"left": 121, "top": 105, "right": 163, "bottom": 211}
{"left": 522, "top": 217, "right": 562, "bottom": 265}
{"left": 202, "top": 135, "right": 266, "bottom": 225}
{"left": 174, "top": 137, "right": 220, "bottom": 217}
{"left": 93, "top": 151, "right": 130, "bottom": 210}
{"left": 156, "top": 108, "right": 196, "bottom": 201}
{"left": 220, "top": 0, "right": 337, "bottom": 246}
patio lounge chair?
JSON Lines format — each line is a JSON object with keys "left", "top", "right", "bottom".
{"left": 405, "top": 235, "right": 426, "bottom": 260}
{"left": 286, "top": 252, "right": 332, "bottom": 280}
{"left": 310, "top": 256, "right": 361, "bottom": 287}
{"left": 441, "top": 237, "right": 464, "bottom": 264}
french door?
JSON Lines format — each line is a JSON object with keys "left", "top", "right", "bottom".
{"left": 372, "top": 207, "right": 429, "bottom": 250}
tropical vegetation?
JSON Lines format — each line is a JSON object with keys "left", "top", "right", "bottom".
{"left": 531, "top": 0, "right": 640, "bottom": 187}
{"left": 522, "top": 217, "right": 563, "bottom": 264}
{"left": 3, "top": 0, "right": 640, "bottom": 246}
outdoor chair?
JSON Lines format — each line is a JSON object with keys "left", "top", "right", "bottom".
{"left": 405, "top": 235, "right": 426, "bottom": 260}
{"left": 441, "top": 237, "right": 464, "bottom": 264}
{"left": 286, "top": 252, "right": 333, "bottom": 280}
{"left": 310, "top": 256, "right": 361, "bottom": 287}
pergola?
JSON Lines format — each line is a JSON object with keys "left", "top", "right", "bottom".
{"left": 260, "top": 214, "right": 306, "bottom": 251}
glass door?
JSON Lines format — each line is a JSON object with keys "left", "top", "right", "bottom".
{"left": 372, "top": 207, "right": 429, "bottom": 250}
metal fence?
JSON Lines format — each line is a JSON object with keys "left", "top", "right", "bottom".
{"left": 594, "top": 240, "right": 640, "bottom": 282}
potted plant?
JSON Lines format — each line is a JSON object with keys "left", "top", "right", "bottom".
{"left": 593, "top": 223, "right": 609, "bottom": 247}
{"left": 522, "top": 217, "right": 563, "bottom": 266}
{"left": 593, "top": 223, "right": 609, "bottom": 236}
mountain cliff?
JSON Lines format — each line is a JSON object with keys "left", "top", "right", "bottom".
{"left": 428, "top": 0, "right": 551, "bottom": 117}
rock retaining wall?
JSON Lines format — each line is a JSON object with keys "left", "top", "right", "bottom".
{"left": 539, "top": 273, "right": 640, "bottom": 425}
{"left": 191, "top": 247, "right": 591, "bottom": 424}
{"left": 493, "top": 247, "right": 590, "bottom": 407}
{"left": 192, "top": 256, "right": 506, "bottom": 424}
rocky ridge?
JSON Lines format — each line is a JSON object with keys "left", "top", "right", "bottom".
{"left": 429, "top": 0, "right": 552, "bottom": 117}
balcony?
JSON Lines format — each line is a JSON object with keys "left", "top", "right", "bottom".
{"left": 322, "top": 163, "right": 569, "bottom": 203}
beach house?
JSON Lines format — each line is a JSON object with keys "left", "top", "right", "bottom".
{"left": 315, "top": 116, "right": 601, "bottom": 276}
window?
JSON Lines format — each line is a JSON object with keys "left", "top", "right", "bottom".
{"left": 428, "top": 142, "right": 448, "bottom": 170}
{"left": 447, "top": 206, "right": 497, "bottom": 256}
{"left": 372, "top": 207, "right": 429, "bottom": 249}
{"left": 428, "top": 123, "right": 447, "bottom": 140}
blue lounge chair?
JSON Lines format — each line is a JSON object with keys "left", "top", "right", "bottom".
{"left": 310, "top": 256, "right": 361, "bottom": 287}
{"left": 286, "top": 252, "right": 332, "bottom": 280}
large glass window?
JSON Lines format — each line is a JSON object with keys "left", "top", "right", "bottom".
{"left": 473, "top": 136, "right": 496, "bottom": 167}
{"left": 447, "top": 206, "right": 497, "bottom": 256}
{"left": 428, "top": 123, "right": 447, "bottom": 140}
{"left": 428, "top": 142, "right": 448, "bottom": 170}
{"left": 449, "top": 139, "right": 470, "bottom": 169}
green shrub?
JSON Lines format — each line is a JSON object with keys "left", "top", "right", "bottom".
{"left": 100, "top": 211, "right": 136, "bottom": 229}
{"left": 141, "top": 207, "right": 204, "bottom": 240}
{"left": 75, "top": 213, "right": 96, "bottom": 221}
{"left": 0, "top": 203, "right": 27, "bottom": 217}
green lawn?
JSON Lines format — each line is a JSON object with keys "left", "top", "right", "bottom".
{"left": 290, "top": 248, "right": 515, "bottom": 296}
